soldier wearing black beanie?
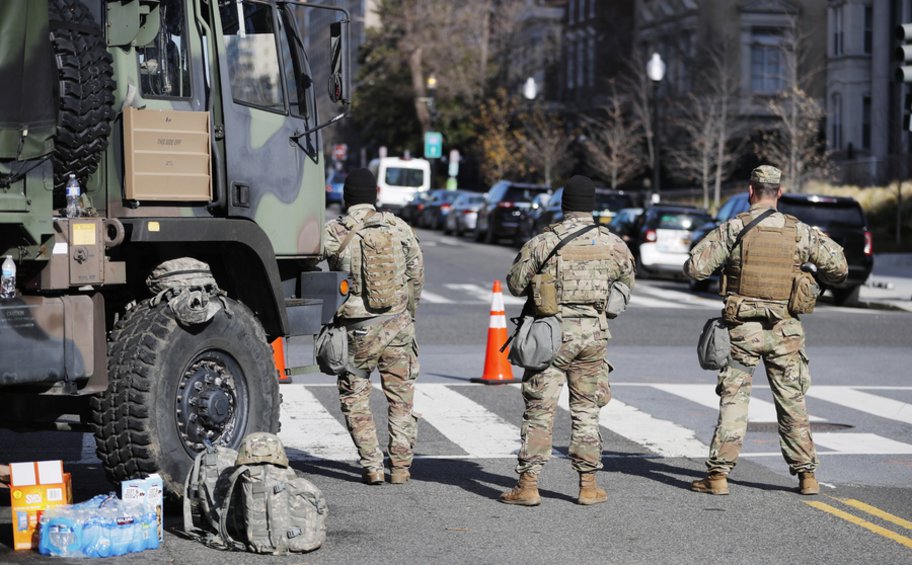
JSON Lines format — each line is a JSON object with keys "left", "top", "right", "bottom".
{"left": 562, "top": 175, "right": 596, "bottom": 213}
{"left": 344, "top": 168, "right": 378, "bottom": 207}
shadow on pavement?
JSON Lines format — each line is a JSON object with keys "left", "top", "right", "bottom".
{"left": 608, "top": 455, "right": 795, "bottom": 494}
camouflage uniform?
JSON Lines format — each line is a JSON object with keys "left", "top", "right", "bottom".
{"left": 507, "top": 212, "right": 635, "bottom": 475}
{"left": 323, "top": 204, "right": 424, "bottom": 474}
{"left": 684, "top": 190, "right": 847, "bottom": 477}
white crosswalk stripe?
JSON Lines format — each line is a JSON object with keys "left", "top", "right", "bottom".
{"left": 66, "top": 384, "right": 912, "bottom": 464}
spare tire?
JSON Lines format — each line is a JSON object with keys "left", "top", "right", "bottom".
{"left": 48, "top": 0, "right": 115, "bottom": 194}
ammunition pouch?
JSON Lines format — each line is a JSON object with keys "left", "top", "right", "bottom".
{"left": 788, "top": 271, "right": 819, "bottom": 315}
{"left": 531, "top": 273, "right": 559, "bottom": 316}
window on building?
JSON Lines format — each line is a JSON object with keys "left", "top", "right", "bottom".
{"left": 576, "top": 36, "right": 585, "bottom": 89}
{"left": 831, "top": 93, "right": 842, "bottom": 150}
{"left": 833, "top": 6, "right": 843, "bottom": 55}
{"left": 587, "top": 32, "right": 595, "bottom": 88}
{"left": 220, "top": 0, "right": 285, "bottom": 111}
{"left": 568, "top": 0, "right": 574, "bottom": 24}
{"left": 567, "top": 41, "right": 575, "bottom": 91}
{"left": 862, "top": 95, "right": 871, "bottom": 149}
{"left": 751, "top": 29, "right": 783, "bottom": 94}
{"left": 864, "top": 5, "right": 873, "bottom": 54}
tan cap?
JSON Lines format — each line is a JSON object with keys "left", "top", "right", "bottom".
{"left": 750, "top": 165, "right": 781, "bottom": 185}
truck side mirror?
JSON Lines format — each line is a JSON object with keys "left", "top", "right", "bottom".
{"left": 328, "top": 21, "right": 350, "bottom": 105}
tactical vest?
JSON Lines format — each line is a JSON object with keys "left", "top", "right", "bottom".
{"left": 548, "top": 223, "right": 616, "bottom": 308}
{"left": 725, "top": 212, "right": 799, "bottom": 300}
{"left": 342, "top": 211, "right": 407, "bottom": 312}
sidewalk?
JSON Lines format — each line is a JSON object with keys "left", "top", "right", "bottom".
{"left": 857, "top": 253, "right": 912, "bottom": 312}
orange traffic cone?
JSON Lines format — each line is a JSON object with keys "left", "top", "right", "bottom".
{"left": 472, "top": 280, "right": 516, "bottom": 385}
{"left": 271, "top": 337, "right": 291, "bottom": 384}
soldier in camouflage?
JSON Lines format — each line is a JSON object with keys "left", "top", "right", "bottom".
{"left": 684, "top": 165, "right": 848, "bottom": 496}
{"left": 500, "top": 175, "right": 635, "bottom": 506}
{"left": 322, "top": 168, "right": 424, "bottom": 486}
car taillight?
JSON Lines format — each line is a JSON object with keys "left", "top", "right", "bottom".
{"left": 417, "top": 204, "right": 425, "bottom": 211}
{"left": 463, "top": 209, "right": 474, "bottom": 215}
{"left": 864, "top": 231, "right": 873, "bottom": 256}
{"left": 441, "top": 204, "right": 451, "bottom": 211}
{"left": 325, "top": 185, "right": 332, "bottom": 192}
{"left": 497, "top": 201, "right": 513, "bottom": 208}
{"left": 645, "top": 229, "right": 657, "bottom": 242}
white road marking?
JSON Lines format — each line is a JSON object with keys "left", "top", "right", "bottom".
{"left": 653, "top": 383, "right": 826, "bottom": 423}
{"left": 636, "top": 285, "right": 720, "bottom": 308}
{"left": 421, "top": 290, "right": 456, "bottom": 304}
{"left": 628, "top": 294, "right": 689, "bottom": 309}
{"left": 813, "top": 433, "right": 912, "bottom": 455}
{"left": 808, "top": 387, "right": 912, "bottom": 425}
{"left": 444, "top": 283, "right": 526, "bottom": 305}
{"left": 278, "top": 385, "right": 359, "bottom": 461}
{"left": 413, "top": 383, "right": 524, "bottom": 458}
{"left": 556, "top": 385, "right": 708, "bottom": 458}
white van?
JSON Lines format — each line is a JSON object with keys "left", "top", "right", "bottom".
{"left": 368, "top": 157, "right": 431, "bottom": 211}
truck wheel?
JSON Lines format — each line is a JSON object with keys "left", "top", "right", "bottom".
{"left": 48, "top": 0, "right": 115, "bottom": 192}
{"left": 831, "top": 285, "right": 860, "bottom": 306}
{"left": 91, "top": 297, "right": 280, "bottom": 497}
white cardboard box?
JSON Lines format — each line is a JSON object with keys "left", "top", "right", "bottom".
{"left": 121, "top": 474, "right": 163, "bottom": 542}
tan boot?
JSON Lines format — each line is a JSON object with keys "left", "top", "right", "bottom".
{"left": 499, "top": 472, "right": 541, "bottom": 506}
{"left": 691, "top": 472, "right": 729, "bottom": 495}
{"left": 577, "top": 472, "right": 608, "bottom": 505}
{"left": 390, "top": 468, "right": 410, "bottom": 485}
{"left": 362, "top": 469, "right": 384, "bottom": 485}
{"left": 798, "top": 471, "right": 820, "bottom": 495}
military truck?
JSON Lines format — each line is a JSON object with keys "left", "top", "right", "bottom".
{"left": 0, "top": 0, "right": 352, "bottom": 496}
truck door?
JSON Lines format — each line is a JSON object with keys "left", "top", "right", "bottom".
{"left": 213, "top": 0, "right": 323, "bottom": 257}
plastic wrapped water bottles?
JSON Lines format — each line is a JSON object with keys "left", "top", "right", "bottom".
{"left": 38, "top": 493, "right": 159, "bottom": 558}
{"left": 1, "top": 255, "right": 15, "bottom": 299}
{"left": 65, "top": 174, "right": 81, "bottom": 218}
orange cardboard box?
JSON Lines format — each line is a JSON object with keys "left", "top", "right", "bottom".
{"left": 9, "top": 461, "right": 73, "bottom": 551}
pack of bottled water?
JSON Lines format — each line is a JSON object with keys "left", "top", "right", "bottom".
{"left": 38, "top": 493, "right": 159, "bottom": 557}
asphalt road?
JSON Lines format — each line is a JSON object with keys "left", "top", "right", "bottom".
{"left": 1, "top": 224, "right": 911, "bottom": 564}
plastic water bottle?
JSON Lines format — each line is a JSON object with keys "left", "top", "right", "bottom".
{"left": 65, "top": 174, "right": 81, "bottom": 218}
{"left": 1, "top": 255, "right": 15, "bottom": 299}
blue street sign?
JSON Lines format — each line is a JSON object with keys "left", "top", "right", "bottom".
{"left": 424, "top": 131, "right": 443, "bottom": 159}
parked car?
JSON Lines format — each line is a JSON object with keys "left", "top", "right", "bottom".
{"left": 513, "top": 191, "right": 554, "bottom": 244}
{"left": 419, "top": 189, "right": 465, "bottom": 230}
{"left": 635, "top": 205, "right": 712, "bottom": 279}
{"left": 607, "top": 207, "right": 645, "bottom": 249}
{"left": 687, "top": 192, "right": 873, "bottom": 303}
{"left": 399, "top": 190, "right": 433, "bottom": 226}
{"left": 514, "top": 187, "right": 634, "bottom": 245}
{"left": 325, "top": 170, "right": 346, "bottom": 206}
{"left": 444, "top": 192, "right": 486, "bottom": 236}
{"left": 475, "top": 181, "right": 551, "bottom": 243}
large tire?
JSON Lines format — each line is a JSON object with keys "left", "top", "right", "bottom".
{"left": 48, "top": 0, "right": 115, "bottom": 193}
{"left": 90, "top": 297, "right": 280, "bottom": 497}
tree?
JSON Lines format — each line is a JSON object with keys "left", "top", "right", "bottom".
{"left": 473, "top": 88, "right": 526, "bottom": 186}
{"left": 756, "top": 21, "right": 830, "bottom": 191}
{"left": 516, "top": 103, "right": 574, "bottom": 188}
{"left": 667, "top": 93, "right": 719, "bottom": 209}
{"left": 581, "top": 81, "right": 644, "bottom": 189}
{"left": 621, "top": 49, "right": 656, "bottom": 184}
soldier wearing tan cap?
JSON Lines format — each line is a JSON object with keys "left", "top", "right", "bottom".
{"left": 683, "top": 165, "right": 848, "bottom": 496}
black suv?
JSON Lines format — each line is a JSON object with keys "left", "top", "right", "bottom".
{"left": 689, "top": 192, "right": 873, "bottom": 304}
{"left": 514, "top": 187, "right": 635, "bottom": 245}
{"left": 476, "top": 181, "right": 552, "bottom": 243}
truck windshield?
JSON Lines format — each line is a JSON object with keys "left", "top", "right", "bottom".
{"left": 385, "top": 168, "right": 424, "bottom": 187}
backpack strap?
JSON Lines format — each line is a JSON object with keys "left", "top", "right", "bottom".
{"left": 182, "top": 450, "right": 207, "bottom": 538}
{"left": 731, "top": 208, "right": 775, "bottom": 252}
{"left": 217, "top": 465, "right": 253, "bottom": 552}
{"left": 337, "top": 210, "right": 378, "bottom": 255}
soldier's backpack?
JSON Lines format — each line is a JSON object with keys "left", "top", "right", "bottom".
{"left": 183, "top": 433, "right": 327, "bottom": 554}
{"left": 339, "top": 211, "right": 406, "bottom": 311}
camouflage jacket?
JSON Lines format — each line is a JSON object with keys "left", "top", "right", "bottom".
{"left": 507, "top": 212, "right": 636, "bottom": 320}
{"left": 684, "top": 203, "right": 848, "bottom": 305}
{"left": 323, "top": 204, "right": 424, "bottom": 320}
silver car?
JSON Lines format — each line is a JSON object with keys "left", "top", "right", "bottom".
{"left": 444, "top": 192, "right": 485, "bottom": 236}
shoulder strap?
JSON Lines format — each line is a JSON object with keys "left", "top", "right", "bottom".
{"left": 182, "top": 451, "right": 206, "bottom": 537}
{"left": 732, "top": 208, "right": 775, "bottom": 252}
{"left": 537, "top": 224, "right": 597, "bottom": 275}
{"left": 217, "top": 465, "right": 253, "bottom": 552}
{"left": 338, "top": 210, "right": 378, "bottom": 255}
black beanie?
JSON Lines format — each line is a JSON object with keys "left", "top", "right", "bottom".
{"left": 344, "top": 168, "right": 377, "bottom": 206}
{"left": 562, "top": 175, "right": 596, "bottom": 213}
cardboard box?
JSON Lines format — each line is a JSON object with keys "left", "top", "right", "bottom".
{"left": 9, "top": 461, "right": 72, "bottom": 550}
{"left": 121, "top": 473, "right": 163, "bottom": 542}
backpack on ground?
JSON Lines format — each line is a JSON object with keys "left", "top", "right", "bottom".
{"left": 182, "top": 433, "right": 327, "bottom": 554}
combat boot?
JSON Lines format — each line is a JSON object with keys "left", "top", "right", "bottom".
{"left": 362, "top": 469, "right": 384, "bottom": 485}
{"left": 499, "top": 472, "right": 541, "bottom": 506}
{"left": 691, "top": 472, "right": 729, "bottom": 495}
{"left": 390, "top": 468, "right": 410, "bottom": 485}
{"left": 577, "top": 472, "right": 608, "bottom": 505}
{"left": 798, "top": 471, "right": 820, "bottom": 495}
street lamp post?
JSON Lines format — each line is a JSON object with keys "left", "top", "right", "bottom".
{"left": 646, "top": 52, "right": 665, "bottom": 198}
{"left": 426, "top": 73, "right": 438, "bottom": 130}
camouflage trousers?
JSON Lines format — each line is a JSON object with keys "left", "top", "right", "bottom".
{"left": 516, "top": 318, "right": 612, "bottom": 475}
{"left": 337, "top": 312, "right": 419, "bottom": 473}
{"left": 707, "top": 317, "right": 817, "bottom": 475}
